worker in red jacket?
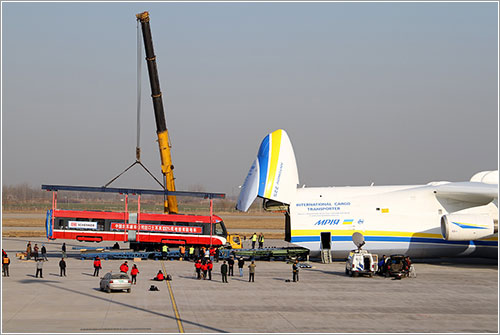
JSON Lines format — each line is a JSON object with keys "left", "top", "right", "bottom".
{"left": 154, "top": 270, "right": 164, "bottom": 281}
{"left": 207, "top": 260, "right": 213, "bottom": 280}
{"left": 201, "top": 262, "right": 208, "bottom": 280}
{"left": 195, "top": 259, "right": 202, "bottom": 280}
{"left": 93, "top": 256, "right": 102, "bottom": 277}
{"left": 130, "top": 264, "right": 139, "bottom": 284}
{"left": 120, "top": 261, "right": 129, "bottom": 273}
{"left": 209, "top": 247, "right": 216, "bottom": 262}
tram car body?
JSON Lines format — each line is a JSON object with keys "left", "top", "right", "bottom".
{"left": 46, "top": 209, "right": 227, "bottom": 249}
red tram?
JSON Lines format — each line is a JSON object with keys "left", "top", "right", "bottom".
{"left": 43, "top": 185, "right": 227, "bottom": 250}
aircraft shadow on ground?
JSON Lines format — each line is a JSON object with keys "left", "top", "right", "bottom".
{"left": 20, "top": 277, "right": 60, "bottom": 284}
{"left": 307, "top": 268, "right": 346, "bottom": 277}
{"left": 38, "top": 282, "right": 227, "bottom": 333}
{"left": 177, "top": 275, "right": 200, "bottom": 281}
{"left": 81, "top": 272, "right": 96, "bottom": 277}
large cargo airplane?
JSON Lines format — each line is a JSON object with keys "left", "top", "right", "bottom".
{"left": 236, "top": 129, "right": 498, "bottom": 259}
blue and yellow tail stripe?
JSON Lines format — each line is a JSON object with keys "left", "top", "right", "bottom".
{"left": 290, "top": 229, "right": 498, "bottom": 246}
{"left": 264, "top": 130, "right": 282, "bottom": 198}
{"left": 257, "top": 134, "right": 270, "bottom": 196}
{"left": 257, "top": 129, "right": 283, "bottom": 198}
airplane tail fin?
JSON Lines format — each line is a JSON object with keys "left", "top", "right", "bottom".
{"left": 236, "top": 129, "right": 299, "bottom": 212}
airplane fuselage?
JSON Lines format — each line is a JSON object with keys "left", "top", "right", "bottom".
{"left": 288, "top": 185, "right": 498, "bottom": 259}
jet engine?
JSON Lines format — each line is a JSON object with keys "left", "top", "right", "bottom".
{"left": 440, "top": 214, "right": 496, "bottom": 241}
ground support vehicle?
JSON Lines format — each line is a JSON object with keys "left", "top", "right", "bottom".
{"left": 382, "top": 254, "right": 408, "bottom": 278}
{"left": 226, "top": 234, "right": 243, "bottom": 249}
{"left": 345, "top": 249, "right": 378, "bottom": 277}
{"left": 100, "top": 272, "right": 132, "bottom": 293}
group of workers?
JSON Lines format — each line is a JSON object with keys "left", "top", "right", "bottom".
{"left": 24, "top": 241, "right": 48, "bottom": 261}
{"left": 194, "top": 258, "right": 214, "bottom": 280}
{"left": 250, "top": 233, "right": 265, "bottom": 249}
{"left": 9, "top": 239, "right": 302, "bottom": 285}
{"left": 161, "top": 244, "right": 223, "bottom": 262}
{"left": 199, "top": 256, "right": 258, "bottom": 283}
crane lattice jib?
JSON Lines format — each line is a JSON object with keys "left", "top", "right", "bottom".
{"left": 136, "top": 11, "right": 178, "bottom": 214}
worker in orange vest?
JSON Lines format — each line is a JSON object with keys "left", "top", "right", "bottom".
{"left": 179, "top": 245, "right": 186, "bottom": 260}
{"left": 130, "top": 264, "right": 139, "bottom": 284}
{"left": 195, "top": 259, "right": 202, "bottom": 280}
{"left": 120, "top": 261, "right": 129, "bottom": 273}
{"left": 93, "top": 256, "right": 102, "bottom": 276}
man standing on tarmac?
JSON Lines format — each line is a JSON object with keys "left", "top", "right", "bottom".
{"left": 195, "top": 259, "right": 202, "bottom": 279}
{"left": 35, "top": 259, "right": 44, "bottom": 278}
{"left": 130, "top": 264, "right": 139, "bottom": 284}
{"left": 41, "top": 244, "right": 48, "bottom": 261}
{"left": 3, "top": 254, "right": 10, "bottom": 277}
{"left": 33, "top": 244, "right": 39, "bottom": 261}
{"left": 162, "top": 244, "right": 169, "bottom": 260}
{"left": 59, "top": 258, "right": 66, "bottom": 277}
{"left": 258, "top": 233, "right": 265, "bottom": 249}
{"left": 179, "top": 246, "right": 186, "bottom": 260}
{"left": 207, "top": 260, "right": 213, "bottom": 280}
{"left": 220, "top": 260, "right": 228, "bottom": 283}
{"left": 201, "top": 261, "right": 208, "bottom": 280}
{"left": 188, "top": 246, "right": 195, "bottom": 261}
{"left": 26, "top": 241, "right": 32, "bottom": 260}
{"left": 93, "top": 256, "right": 102, "bottom": 276}
{"left": 292, "top": 259, "right": 299, "bottom": 282}
{"left": 228, "top": 256, "right": 234, "bottom": 276}
{"left": 251, "top": 233, "right": 257, "bottom": 249}
{"left": 120, "top": 261, "right": 129, "bottom": 273}
{"left": 209, "top": 247, "right": 216, "bottom": 262}
{"left": 248, "top": 261, "right": 256, "bottom": 282}
{"left": 238, "top": 257, "right": 245, "bottom": 277}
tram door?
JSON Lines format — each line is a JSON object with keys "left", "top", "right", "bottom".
{"left": 128, "top": 213, "right": 137, "bottom": 242}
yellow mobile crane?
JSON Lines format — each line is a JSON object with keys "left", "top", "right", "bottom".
{"left": 136, "top": 11, "right": 178, "bottom": 214}
{"left": 135, "top": 12, "right": 242, "bottom": 249}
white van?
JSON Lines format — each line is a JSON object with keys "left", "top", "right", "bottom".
{"left": 345, "top": 249, "right": 378, "bottom": 277}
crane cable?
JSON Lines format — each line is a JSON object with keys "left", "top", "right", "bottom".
{"left": 136, "top": 19, "right": 142, "bottom": 161}
{"left": 102, "top": 20, "right": 163, "bottom": 189}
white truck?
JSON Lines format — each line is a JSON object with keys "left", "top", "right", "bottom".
{"left": 345, "top": 249, "right": 378, "bottom": 277}
{"left": 345, "top": 232, "right": 378, "bottom": 277}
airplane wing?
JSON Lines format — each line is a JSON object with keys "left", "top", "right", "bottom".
{"left": 434, "top": 182, "right": 498, "bottom": 206}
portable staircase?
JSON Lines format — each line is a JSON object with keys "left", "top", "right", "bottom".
{"left": 321, "top": 249, "right": 332, "bottom": 263}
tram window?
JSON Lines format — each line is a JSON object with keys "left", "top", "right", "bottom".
{"left": 58, "top": 219, "right": 65, "bottom": 229}
{"left": 97, "top": 220, "right": 105, "bottom": 231}
{"left": 214, "top": 222, "right": 224, "bottom": 235}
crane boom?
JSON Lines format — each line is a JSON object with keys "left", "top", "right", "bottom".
{"left": 136, "top": 11, "right": 178, "bottom": 214}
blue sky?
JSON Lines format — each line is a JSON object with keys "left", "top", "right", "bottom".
{"left": 2, "top": 2, "right": 498, "bottom": 195}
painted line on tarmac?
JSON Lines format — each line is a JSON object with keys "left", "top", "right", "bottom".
{"left": 162, "top": 261, "right": 184, "bottom": 333}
